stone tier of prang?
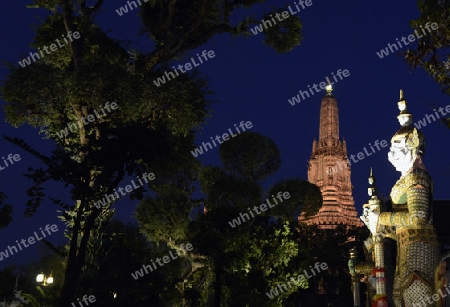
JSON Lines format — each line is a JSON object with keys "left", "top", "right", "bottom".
{"left": 299, "top": 91, "right": 363, "bottom": 229}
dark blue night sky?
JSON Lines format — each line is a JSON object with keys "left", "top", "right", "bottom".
{"left": 1, "top": 0, "right": 449, "bottom": 268}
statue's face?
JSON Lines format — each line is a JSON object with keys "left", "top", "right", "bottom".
{"left": 388, "top": 135, "right": 414, "bottom": 173}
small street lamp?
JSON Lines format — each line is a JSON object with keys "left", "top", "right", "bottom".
{"left": 36, "top": 271, "right": 54, "bottom": 286}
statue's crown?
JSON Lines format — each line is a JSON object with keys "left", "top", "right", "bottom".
{"left": 397, "top": 89, "right": 413, "bottom": 127}
{"left": 392, "top": 89, "right": 425, "bottom": 155}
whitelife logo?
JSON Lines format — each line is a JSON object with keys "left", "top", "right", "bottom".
{"left": 412, "top": 283, "right": 450, "bottom": 306}
{"left": 56, "top": 101, "right": 118, "bottom": 139}
{"left": 376, "top": 22, "right": 438, "bottom": 59}
{"left": 249, "top": 0, "right": 313, "bottom": 35}
{"left": 0, "top": 224, "right": 59, "bottom": 261}
{"left": 329, "top": 139, "right": 389, "bottom": 176}
{"left": 18, "top": 31, "right": 81, "bottom": 68}
{"left": 329, "top": 105, "right": 450, "bottom": 176}
{"left": 413, "top": 104, "right": 450, "bottom": 129}
{"left": 190, "top": 121, "right": 253, "bottom": 157}
{"left": 153, "top": 50, "right": 216, "bottom": 87}
{"left": 265, "top": 262, "right": 328, "bottom": 299}
{"left": 131, "top": 243, "right": 194, "bottom": 280}
{"left": 93, "top": 172, "right": 155, "bottom": 209}
{"left": 0, "top": 153, "right": 21, "bottom": 172}
{"left": 71, "top": 294, "right": 96, "bottom": 307}
{"left": 228, "top": 192, "right": 291, "bottom": 228}
{"left": 287, "top": 69, "right": 350, "bottom": 106}
{"left": 115, "top": 0, "right": 147, "bottom": 16}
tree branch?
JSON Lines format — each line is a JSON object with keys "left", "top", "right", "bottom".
{"left": 2, "top": 136, "right": 51, "bottom": 165}
{"left": 41, "top": 239, "right": 66, "bottom": 257}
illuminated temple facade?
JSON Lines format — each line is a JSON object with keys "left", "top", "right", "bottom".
{"left": 299, "top": 86, "right": 363, "bottom": 229}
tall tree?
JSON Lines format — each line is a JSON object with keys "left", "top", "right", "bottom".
{"left": 0, "top": 1, "right": 305, "bottom": 306}
{"left": 1, "top": 10, "right": 209, "bottom": 307}
{"left": 137, "top": 131, "right": 321, "bottom": 305}
{"left": 404, "top": 0, "right": 450, "bottom": 128}
{"left": 195, "top": 132, "right": 321, "bottom": 305}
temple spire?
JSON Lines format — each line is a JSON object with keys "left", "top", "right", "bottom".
{"left": 303, "top": 88, "right": 363, "bottom": 229}
{"left": 325, "top": 82, "right": 333, "bottom": 95}
{"left": 318, "top": 84, "right": 339, "bottom": 142}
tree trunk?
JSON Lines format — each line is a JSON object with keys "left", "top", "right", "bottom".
{"left": 58, "top": 188, "right": 101, "bottom": 306}
{"left": 57, "top": 200, "right": 84, "bottom": 306}
{"left": 213, "top": 258, "right": 223, "bottom": 307}
{"left": 58, "top": 259, "right": 80, "bottom": 306}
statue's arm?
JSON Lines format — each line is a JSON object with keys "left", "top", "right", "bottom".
{"left": 378, "top": 173, "right": 430, "bottom": 228}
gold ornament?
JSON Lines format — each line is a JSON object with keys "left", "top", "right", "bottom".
{"left": 406, "top": 128, "right": 420, "bottom": 149}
